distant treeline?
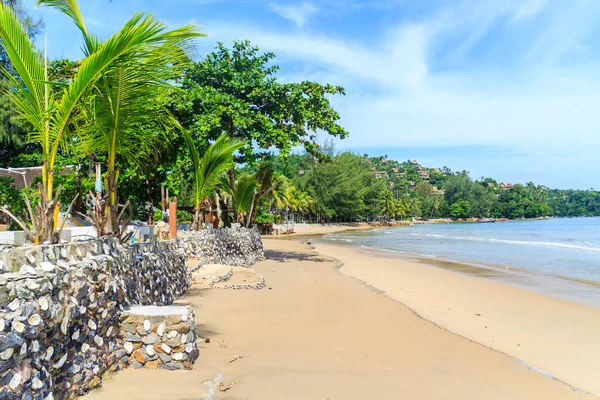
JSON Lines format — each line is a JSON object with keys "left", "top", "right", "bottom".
{"left": 273, "top": 149, "right": 600, "bottom": 221}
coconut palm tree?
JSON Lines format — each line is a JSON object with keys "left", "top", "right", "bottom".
{"left": 231, "top": 174, "right": 258, "bottom": 224}
{"left": 183, "top": 131, "right": 245, "bottom": 230}
{"left": 378, "top": 189, "right": 396, "bottom": 225}
{"left": 245, "top": 162, "right": 292, "bottom": 228}
{"left": 38, "top": 0, "right": 203, "bottom": 240}
{"left": 218, "top": 172, "right": 258, "bottom": 225}
{"left": 0, "top": 0, "right": 201, "bottom": 243}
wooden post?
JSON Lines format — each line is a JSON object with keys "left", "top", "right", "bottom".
{"left": 169, "top": 196, "right": 177, "bottom": 240}
{"left": 161, "top": 185, "right": 165, "bottom": 212}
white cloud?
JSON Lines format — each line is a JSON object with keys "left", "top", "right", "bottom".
{"left": 207, "top": 22, "right": 429, "bottom": 90}
{"left": 201, "top": 0, "right": 600, "bottom": 187}
{"left": 513, "top": 0, "right": 550, "bottom": 20}
{"left": 268, "top": 2, "right": 318, "bottom": 27}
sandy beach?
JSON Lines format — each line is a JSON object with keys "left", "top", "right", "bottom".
{"left": 86, "top": 232, "right": 599, "bottom": 400}
{"left": 315, "top": 241, "right": 600, "bottom": 397}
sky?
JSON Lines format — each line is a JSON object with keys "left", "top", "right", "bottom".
{"left": 22, "top": 0, "right": 600, "bottom": 189}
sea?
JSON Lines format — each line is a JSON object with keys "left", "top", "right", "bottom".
{"left": 320, "top": 217, "right": 600, "bottom": 307}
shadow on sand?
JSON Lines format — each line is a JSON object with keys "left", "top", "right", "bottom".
{"left": 264, "top": 249, "right": 332, "bottom": 264}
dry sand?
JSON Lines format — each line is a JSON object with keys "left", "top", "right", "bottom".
{"left": 86, "top": 237, "right": 596, "bottom": 400}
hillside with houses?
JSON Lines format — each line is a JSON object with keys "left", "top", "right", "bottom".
{"left": 269, "top": 151, "right": 600, "bottom": 222}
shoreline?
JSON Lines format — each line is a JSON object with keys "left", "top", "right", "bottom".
{"left": 85, "top": 236, "right": 598, "bottom": 399}
{"left": 303, "top": 222, "right": 600, "bottom": 309}
{"left": 344, "top": 242, "right": 600, "bottom": 309}
{"left": 311, "top": 239, "right": 600, "bottom": 397}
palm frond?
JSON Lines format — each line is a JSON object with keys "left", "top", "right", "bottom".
{"left": 234, "top": 174, "right": 257, "bottom": 216}
{"left": 47, "top": 12, "right": 202, "bottom": 168}
{"left": 184, "top": 132, "right": 245, "bottom": 206}
{"left": 0, "top": 3, "right": 45, "bottom": 126}
{"left": 36, "top": 0, "right": 98, "bottom": 54}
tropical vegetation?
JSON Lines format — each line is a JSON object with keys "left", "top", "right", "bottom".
{"left": 1, "top": 0, "right": 598, "bottom": 242}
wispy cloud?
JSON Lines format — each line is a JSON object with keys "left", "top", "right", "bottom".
{"left": 513, "top": 0, "right": 549, "bottom": 20}
{"left": 203, "top": 0, "right": 600, "bottom": 187}
{"left": 268, "top": 2, "right": 318, "bottom": 27}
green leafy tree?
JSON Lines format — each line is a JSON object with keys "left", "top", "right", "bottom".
{"left": 449, "top": 200, "right": 471, "bottom": 219}
{"left": 299, "top": 152, "right": 386, "bottom": 221}
{"left": 174, "top": 40, "right": 348, "bottom": 219}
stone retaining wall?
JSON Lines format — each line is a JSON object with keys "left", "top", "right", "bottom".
{"left": 179, "top": 227, "right": 264, "bottom": 267}
{"left": 0, "top": 238, "right": 189, "bottom": 399}
{"left": 0, "top": 227, "right": 265, "bottom": 399}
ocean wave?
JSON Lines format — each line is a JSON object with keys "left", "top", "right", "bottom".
{"left": 324, "top": 237, "right": 353, "bottom": 243}
{"left": 405, "top": 233, "right": 600, "bottom": 253}
{"left": 359, "top": 245, "right": 413, "bottom": 256}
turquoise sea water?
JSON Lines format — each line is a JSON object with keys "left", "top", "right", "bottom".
{"left": 320, "top": 217, "right": 600, "bottom": 306}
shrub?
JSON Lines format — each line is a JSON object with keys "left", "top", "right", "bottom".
{"left": 0, "top": 177, "right": 27, "bottom": 230}
{"left": 176, "top": 209, "right": 194, "bottom": 224}
{"left": 256, "top": 213, "right": 275, "bottom": 224}
{"left": 153, "top": 208, "right": 163, "bottom": 222}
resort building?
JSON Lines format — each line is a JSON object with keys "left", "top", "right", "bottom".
{"left": 499, "top": 182, "right": 513, "bottom": 190}
{"left": 432, "top": 186, "right": 445, "bottom": 195}
{"left": 373, "top": 171, "right": 389, "bottom": 179}
{"left": 0, "top": 166, "right": 73, "bottom": 189}
{"left": 392, "top": 168, "right": 405, "bottom": 178}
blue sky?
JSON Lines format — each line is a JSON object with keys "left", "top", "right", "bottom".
{"left": 23, "top": 0, "right": 600, "bottom": 189}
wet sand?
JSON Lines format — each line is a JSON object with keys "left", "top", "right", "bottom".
{"left": 86, "top": 239, "right": 595, "bottom": 400}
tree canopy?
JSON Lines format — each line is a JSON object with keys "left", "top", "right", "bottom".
{"left": 175, "top": 40, "right": 348, "bottom": 163}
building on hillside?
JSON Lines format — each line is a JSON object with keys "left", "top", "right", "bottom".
{"left": 432, "top": 186, "right": 445, "bottom": 195}
{"left": 432, "top": 168, "right": 442, "bottom": 173}
{"left": 299, "top": 170, "right": 306, "bottom": 177}
{"left": 381, "top": 158, "right": 388, "bottom": 164}
{"left": 419, "top": 170, "right": 430, "bottom": 180}
{"left": 499, "top": 182, "right": 513, "bottom": 190}
{"left": 392, "top": 168, "right": 405, "bottom": 178}
{"left": 373, "top": 171, "right": 389, "bottom": 179}
{"left": 411, "top": 160, "right": 419, "bottom": 165}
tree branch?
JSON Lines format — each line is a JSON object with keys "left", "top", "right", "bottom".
{"left": 0, "top": 207, "right": 34, "bottom": 239}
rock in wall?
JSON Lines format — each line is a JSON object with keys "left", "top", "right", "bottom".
{"left": 179, "top": 227, "right": 264, "bottom": 267}
{"left": 118, "top": 305, "right": 199, "bottom": 371}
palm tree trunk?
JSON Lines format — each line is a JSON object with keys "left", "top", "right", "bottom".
{"left": 246, "top": 192, "right": 259, "bottom": 228}
{"left": 192, "top": 200, "right": 202, "bottom": 230}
